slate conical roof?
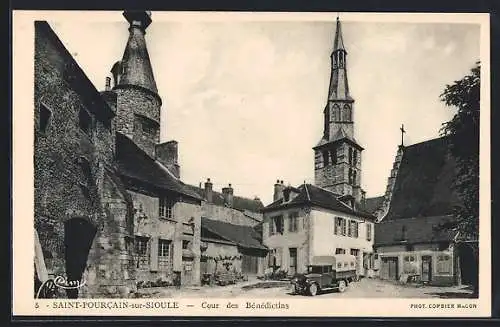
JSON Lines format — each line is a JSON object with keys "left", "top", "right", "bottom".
{"left": 116, "top": 11, "right": 158, "bottom": 95}
{"left": 328, "top": 17, "right": 350, "bottom": 101}
{"left": 333, "top": 16, "right": 346, "bottom": 52}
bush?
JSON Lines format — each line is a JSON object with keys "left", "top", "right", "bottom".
{"left": 263, "top": 268, "right": 288, "bottom": 281}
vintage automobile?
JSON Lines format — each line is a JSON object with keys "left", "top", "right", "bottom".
{"left": 291, "top": 254, "right": 358, "bottom": 296}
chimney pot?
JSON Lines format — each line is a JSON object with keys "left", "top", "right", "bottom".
{"left": 105, "top": 77, "right": 111, "bottom": 91}
{"left": 222, "top": 184, "right": 234, "bottom": 207}
{"left": 274, "top": 180, "right": 285, "bottom": 202}
{"left": 204, "top": 178, "right": 213, "bottom": 203}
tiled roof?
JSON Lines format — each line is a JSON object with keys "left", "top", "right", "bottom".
{"left": 385, "top": 137, "right": 461, "bottom": 220}
{"left": 362, "top": 196, "right": 385, "bottom": 214}
{"left": 115, "top": 132, "right": 203, "bottom": 201}
{"left": 263, "top": 184, "right": 376, "bottom": 220}
{"left": 201, "top": 217, "right": 267, "bottom": 250}
{"left": 375, "top": 215, "right": 457, "bottom": 246}
{"left": 184, "top": 184, "right": 264, "bottom": 213}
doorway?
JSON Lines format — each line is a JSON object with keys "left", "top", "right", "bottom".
{"left": 289, "top": 248, "right": 297, "bottom": 276}
{"left": 64, "top": 217, "right": 97, "bottom": 299}
{"left": 381, "top": 257, "right": 399, "bottom": 280}
{"left": 421, "top": 255, "right": 432, "bottom": 283}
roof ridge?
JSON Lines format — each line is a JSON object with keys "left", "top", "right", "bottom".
{"left": 307, "top": 183, "right": 341, "bottom": 197}
{"left": 381, "top": 214, "right": 454, "bottom": 223}
{"left": 405, "top": 135, "right": 448, "bottom": 148}
{"left": 187, "top": 183, "right": 262, "bottom": 203}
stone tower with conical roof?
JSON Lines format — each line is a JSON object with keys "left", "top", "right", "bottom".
{"left": 110, "top": 11, "right": 162, "bottom": 158}
{"left": 313, "top": 17, "right": 364, "bottom": 204}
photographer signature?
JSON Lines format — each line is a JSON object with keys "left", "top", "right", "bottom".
{"left": 53, "top": 276, "right": 86, "bottom": 290}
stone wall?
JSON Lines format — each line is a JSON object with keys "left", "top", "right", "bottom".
{"left": 114, "top": 86, "right": 161, "bottom": 157}
{"left": 314, "top": 142, "right": 362, "bottom": 200}
{"left": 127, "top": 189, "right": 202, "bottom": 286}
{"left": 34, "top": 23, "right": 135, "bottom": 298}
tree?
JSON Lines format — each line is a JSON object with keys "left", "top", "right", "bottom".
{"left": 440, "top": 62, "right": 480, "bottom": 294}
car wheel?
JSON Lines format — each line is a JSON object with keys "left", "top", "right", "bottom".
{"left": 338, "top": 280, "right": 347, "bottom": 293}
{"left": 293, "top": 284, "right": 300, "bottom": 295}
{"left": 308, "top": 283, "right": 319, "bottom": 296}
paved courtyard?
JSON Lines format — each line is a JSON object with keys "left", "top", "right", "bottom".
{"left": 136, "top": 277, "right": 476, "bottom": 299}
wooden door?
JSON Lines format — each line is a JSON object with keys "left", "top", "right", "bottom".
{"left": 421, "top": 256, "right": 432, "bottom": 282}
{"left": 242, "top": 254, "right": 258, "bottom": 275}
{"left": 381, "top": 257, "right": 398, "bottom": 280}
{"left": 388, "top": 257, "right": 398, "bottom": 280}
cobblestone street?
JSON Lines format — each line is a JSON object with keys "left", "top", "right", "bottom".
{"left": 137, "top": 277, "right": 475, "bottom": 299}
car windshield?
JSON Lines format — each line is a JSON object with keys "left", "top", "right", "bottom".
{"left": 307, "top": 266, "right": 323, "bottom": 274}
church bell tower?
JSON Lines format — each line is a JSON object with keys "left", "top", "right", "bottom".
{"left": 313, "top": 17, "right": 364, "bottom": 203}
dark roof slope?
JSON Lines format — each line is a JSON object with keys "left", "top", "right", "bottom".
{"left": 201, "top": 218, "right": 267, "bottom": 250}
{"left": 263, "top": 184, "right": 375, "bottom": 220}
{"left": 375, "top": 215, "right": 457, "bottom": 246}
{"left": 385, "top": 137, "right": 461, "bottom": 220}
{"left": 115, "top": 132, "right": 202, "bottom": 201}
{"left": 362, "top": 196, "right": 385, "bottom": 214}
{"left": 184, "top": 184, "right": 264, "bottom": 213}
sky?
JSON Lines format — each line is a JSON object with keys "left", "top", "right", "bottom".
{"left": 45, "top": 12, "right": 481, "bottom": 205}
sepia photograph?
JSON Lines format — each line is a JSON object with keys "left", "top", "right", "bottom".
{"left": 12, "top": 9, "right": 490, "bottom": 317}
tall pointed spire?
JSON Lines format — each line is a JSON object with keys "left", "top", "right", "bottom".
{"left": 328, "top": 16, "right": 350, "bottom": 101}
{"left": 116, "top": 10, "right": 159, "bottom": 95}
{"left": 333, "top": 16, "right": 346, "bottom": 52}
{"left": 314, "top": 16, "right": 364, "bottom": 203}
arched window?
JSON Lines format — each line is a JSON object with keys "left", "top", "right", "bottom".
{"left": 353, "top": 170, "right": 357, "bottom": 186}
{"left": 353, "top": 150, "right": 357, "bottom": 166}
{"left": 343, "top": 104, "right": 351, "bottom": 121}
{"left": 348, "top": 168, "right": 353, "bottom": 185}
{"left": 339, "top": 52, "right": 344, "bottom": 68}
{"left": 348, "top": 148, "right": 353, "bottom": 165}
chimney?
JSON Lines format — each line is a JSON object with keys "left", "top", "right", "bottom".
{"left": 222, "top": 183, "right": 234, "bottom": 208}
{"left": 105, "top": 77, "right": 111, "bottom": 91}
{"left": 155, "top": 141, "right": 180, "bottom": 178}
{"left": 100, "top": 77, "right": 117, "bottom": 113}
{"left": 204, "top": 178, "right": 213, "bottom": 203}
{"left": 273, "top": 179, "right": 285, "bottom": 202}
{"left": 110, "top": 61, "right": 121, "bottom": 87}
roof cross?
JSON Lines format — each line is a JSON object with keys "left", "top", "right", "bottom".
{"left": 400, "top": 124, "right": 406, "bottom": 147}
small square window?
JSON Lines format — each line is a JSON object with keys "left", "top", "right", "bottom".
{"left": 182, "top": 240, "right": 190, "bottom": 250}
{"left": 79, "top": 108, "right": 92, "bottom": 136}
{"left": 38, "top": 102, "right": 52, "bottom": 134}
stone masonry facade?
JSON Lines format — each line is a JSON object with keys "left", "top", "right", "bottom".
{"left": 34, "top": 21, "right": 136, "bottom": 298}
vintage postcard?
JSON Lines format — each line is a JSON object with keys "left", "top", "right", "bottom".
{"left": 12, "top": 10, "right": 491, "bottom": 317}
